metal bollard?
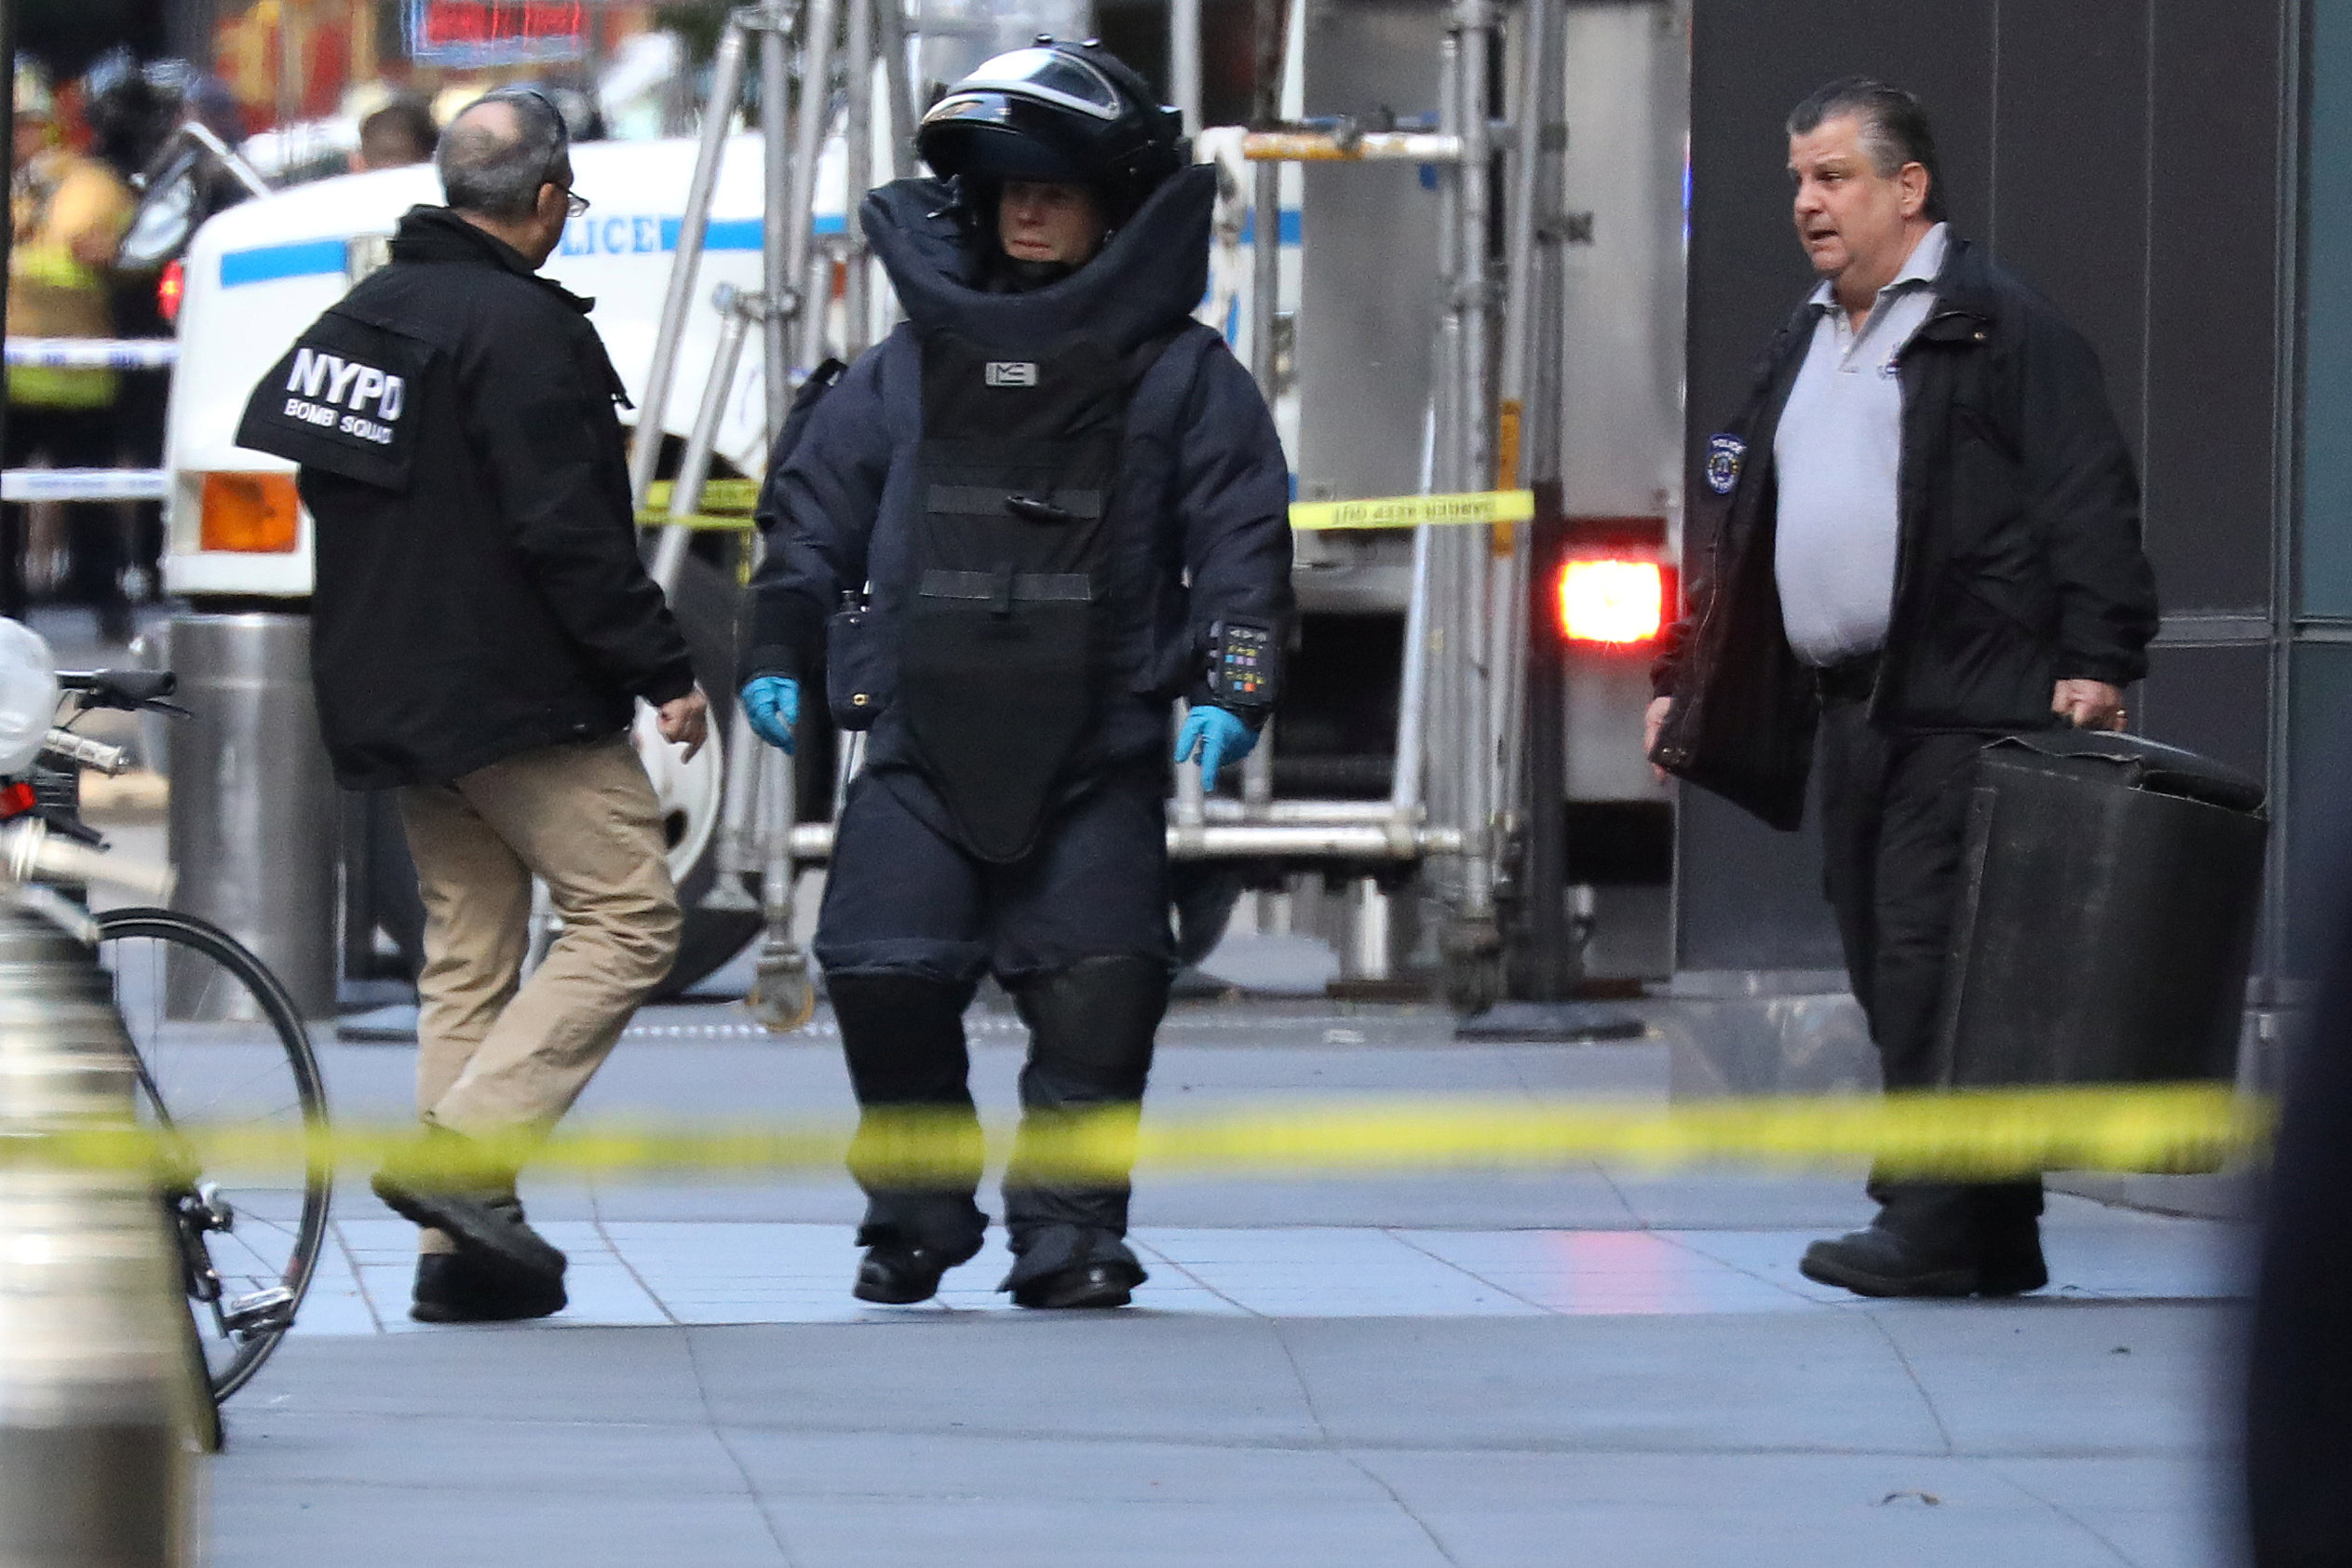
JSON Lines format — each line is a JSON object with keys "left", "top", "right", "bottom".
{"left": 165, "top": 613, "right": 339, "bottom": 1019}
{"left": 0, "top": 906, "right": 199, "bottom": 1566}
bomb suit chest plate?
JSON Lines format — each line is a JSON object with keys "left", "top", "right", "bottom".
{"left": 894, "top": 327, "right": 1162, "bottom": 862}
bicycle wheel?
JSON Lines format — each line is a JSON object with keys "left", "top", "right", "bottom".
{"left": 96, "top": 908, "right": 331, "bottom": 1402}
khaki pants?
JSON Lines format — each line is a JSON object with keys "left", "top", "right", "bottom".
{"left": 397, "top": 734, "right": 681, "bottom": 1157}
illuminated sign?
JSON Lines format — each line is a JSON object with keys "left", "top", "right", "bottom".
{"left": 405, "top": 0, "right": 586, "bottom": 67}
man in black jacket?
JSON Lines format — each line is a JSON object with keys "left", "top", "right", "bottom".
{"left": 238, "top": 88, "right": 708, "bottom": 1324}
{"left": 1645, "top": 79, "right": 2157, "bottom": 1297}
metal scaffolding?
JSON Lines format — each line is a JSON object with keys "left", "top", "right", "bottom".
{"left": 637, "top": 0, "right": 1571, "bottom": 1014}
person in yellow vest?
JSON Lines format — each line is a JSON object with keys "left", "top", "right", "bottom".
{"left": 7, "top": 65, "right": 135, "bottom": 642}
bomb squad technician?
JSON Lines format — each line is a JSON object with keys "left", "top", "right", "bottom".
{"left": 738, "top": 40, "right": 1294, "bottom": 1310}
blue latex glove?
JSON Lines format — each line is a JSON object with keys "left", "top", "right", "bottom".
{"left": 1174, "top": 706, "right": 1257, "bottom": 791}
{"left": 740, "top": 675, "right": 800, "bottom": 753}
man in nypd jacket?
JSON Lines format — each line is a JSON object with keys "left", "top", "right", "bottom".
{"left": 1645, "top": 79, "right": 2157, "bottom": 1298}
{"left": 238, "top": 89, "right": 708, "bottom": 1325}
{"left": 737, "top": 41, "right": 1293, "bottom": 1311}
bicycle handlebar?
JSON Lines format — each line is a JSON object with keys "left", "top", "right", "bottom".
{"left": 40, "top": 730, "right": 130, "bottom": 777}
{"left": 1, "top": 820, "right": 175, "bottom": 900}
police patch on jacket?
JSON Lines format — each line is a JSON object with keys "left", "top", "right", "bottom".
{"left": 236, "top": 309, "right": 432, "bottom": 492}
{"left": 1704, "top": 434, "right": 1745, "bottom": 496}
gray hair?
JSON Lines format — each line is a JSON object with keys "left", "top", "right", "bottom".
{"left": 1786, "top": 77, "right": 1946, "bottom": 223}
{"left": 437, "top": 88, "right": 568, "bottom": 223}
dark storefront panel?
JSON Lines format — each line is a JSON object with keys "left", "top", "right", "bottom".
{"left": 1673, "top": 792, "right": 1844, "bottom": 975}
{"left": 2305, "top": 0, "right": 2352, "bottom": 619}
{"left": 2144, "top": 642, "right": 2272, "bottom": 786}
{"left": 1986, "top": 1, "right": 2149, "bottom": 456}
{"left": 2289, "top": 643, "right": 2352, "bottom": 967}
{"left": 2147, "top": 0, "right": 2287, "bottom": 613}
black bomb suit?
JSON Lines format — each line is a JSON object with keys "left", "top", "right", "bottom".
{"left": 741, "top": 163, "right": 1293, "bottom": 1299}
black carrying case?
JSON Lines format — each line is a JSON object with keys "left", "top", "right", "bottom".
{"left": 1933, "top": 730, "right": 2268, "bottom": 1088}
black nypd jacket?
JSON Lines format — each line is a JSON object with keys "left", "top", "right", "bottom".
{"left": 742, "top": 165, "right": 1294, "bottom": 791}
{"left": 237, "top": 208, "right": 695, "bottom": 789}
{"left": 1650, "top": 236, "right": 2158, "bottom": 830}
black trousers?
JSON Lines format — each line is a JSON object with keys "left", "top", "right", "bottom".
{"left": 2, "top": 404, "right": 130, "bottom": 626}
{"left": 1816, "top": 678, "right": 2043, "bottom": 1255}
{"left": 818, "top": 764, "right": 1174, "bottom": 1286}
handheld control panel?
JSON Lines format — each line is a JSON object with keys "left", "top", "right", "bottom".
{"left": 1206, "top": 619, "right": 1277, "bottom": 714}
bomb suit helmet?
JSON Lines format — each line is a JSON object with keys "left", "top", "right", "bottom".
{"left": 916, "top": 39, "right": 1186, "bottom": 225}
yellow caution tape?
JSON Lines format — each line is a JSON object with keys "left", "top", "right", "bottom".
{"left": 1291, "top": 490, "right": 1536, "bottom": 532}
{"left": 636, "top": 476, "right": 763, "bottom": 532}
{"left": 3, "top": 1086, "right": 2267, "bottom": 1183}
{"left": 647, "top": 477, "right": 762, "bottom": 513}
{"left": 633, "top": 481, "right": 1539, "bottom": 535}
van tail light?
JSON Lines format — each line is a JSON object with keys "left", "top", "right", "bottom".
{"left": 157, "top": 258, "right": 185, "bottom": 324}
{"left": 199, "top": 473, "right": 301, "bottom": 552}
{"left": 1557, "top": 558, "right": 1667, "bottom": 645}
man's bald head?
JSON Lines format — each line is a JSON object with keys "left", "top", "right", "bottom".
{"left": 438, "top": 89, "right": 568, "bottom": 223}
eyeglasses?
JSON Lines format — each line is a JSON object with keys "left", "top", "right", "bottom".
{"left": 556, "top": 186, "right": 590, "bottom": 217}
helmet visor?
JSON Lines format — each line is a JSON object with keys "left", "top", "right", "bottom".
{"left": 952, "top": 47, "right": 1126, "bottom": 122}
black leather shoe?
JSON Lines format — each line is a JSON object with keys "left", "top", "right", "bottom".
{"left": 854, "top": 1241, "right": 979, "bottom": 1304}
{"left": 1010, "top": 1260, "right": 1142, "bottom": 1310}
{"left": 410, "top": 1253, "right": 568, "bottom": 1324}
{"left": 1976, "top": 1234, "right": 2050, "bottom": 1297}
{"left": 1799, "top": 1226, "right": 1978, "bottom": 1298}
{"left": 372, "top": 1171, "right": 567, "bottom": 1287}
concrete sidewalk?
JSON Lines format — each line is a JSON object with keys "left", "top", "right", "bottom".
{"left": 217, "top": 1304, "right": 2240, "bottom": 1568}
{"left": 200, "top": 1003, "right": 2254, "bottom": 1567}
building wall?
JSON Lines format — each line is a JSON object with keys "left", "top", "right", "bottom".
{"left": 1678, "top": 0, "right": 2300, "bottom": 980}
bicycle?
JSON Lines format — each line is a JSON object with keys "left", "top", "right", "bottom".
{"left": 3, "top": 669, "right": 331, "bottom": 1447}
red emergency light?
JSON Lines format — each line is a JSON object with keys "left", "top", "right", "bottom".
{"left": 156, "top": 259, "right": 184, "bottom": 325}
{"left": 1557, "top": 558, "right": 1667, "bottom": 645}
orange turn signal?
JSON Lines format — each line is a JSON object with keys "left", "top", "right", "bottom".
{"left": 199, "top": 472, "right": 302, "bottom": 553}
{"left": 1558, "top": 559, "right": 1665, "bottom": 645}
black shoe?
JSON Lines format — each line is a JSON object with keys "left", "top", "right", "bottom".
{"left": 1976, "top": 1233, "right": 2049, "bottom": 1297}
{"left": 854, "top": 1240, "right": 980, "bottom": 1304}
{"left": 1799, "top": 1226, "right": 1977, "bottom": 1298}
{"left": 372, "top": 1170, "right": 567, "bottom": 1287}
{"left": 1011, "top": 1260, "right": 1142, "bottom": 1310}
{"left": 409, "top": 1252, "right": 568, "bottom": 1324}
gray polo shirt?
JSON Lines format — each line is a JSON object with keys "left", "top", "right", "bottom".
{"left": 1772, "top": 223, "right": 1948, "bottom": 667}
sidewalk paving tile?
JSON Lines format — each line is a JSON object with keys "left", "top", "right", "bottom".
{"left": 1408, "top": 1497, "right": 2142, "bottom": 1568}
{"left": 722, "top": 1427, "right": 1393, "bottom": 1507}
{"left": 1275, "top": 1315, "right": 1953, "bottom": 1453}
{"left": 1397, "top": 1228, "right": 1821, "bottom": 1314}
{"left": 213, "top": 1410, "right": 755, "bottom": 1495}
{"left": 683, "top": 1318, "right": 1333, "bottom": 1446}
{"left": 759, "top": 1497, "right": 1456, "bottom": 1568}
{"left": 211, "top": 1483, "right": 791, "bottom": 1568}
{"left": 1867, "top": 1303, "right": 2238, "bottom": 1457}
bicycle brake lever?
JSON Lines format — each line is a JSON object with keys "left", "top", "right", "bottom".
{"left": 37, "top": 809, "right": 106, "bottom": 849}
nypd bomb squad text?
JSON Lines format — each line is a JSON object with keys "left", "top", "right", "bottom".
{"left": 282, "top": 346, "right": 404, "bottom": 445}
